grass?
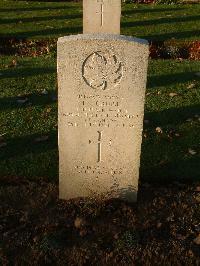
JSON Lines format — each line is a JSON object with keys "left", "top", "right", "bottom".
{"left": 122, "top": 3, "right": 200, "bottom": 41}
{"left": 0, "top": 1, "right": 200, "bottom": 41}
{"left": 0, "top": 55, "right": 199, "bottom": 182}
{"left": 143, "top": 59, "right": 200, "bottom": 182}
{"left": 0, "top": 55, "right": 57, "bottom": 180}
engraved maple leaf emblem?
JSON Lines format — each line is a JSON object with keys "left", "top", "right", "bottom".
{"left": 82, "top": 51, "right": 123, "bottom": 90}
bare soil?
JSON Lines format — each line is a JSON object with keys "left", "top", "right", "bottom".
{"left": 0, "top": 177, "right": 200, "bottom": 265}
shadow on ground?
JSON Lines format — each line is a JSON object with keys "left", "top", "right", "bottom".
{"left": 122, "top": 7, "right": 185, "bottom": 16}
{"left": 0, "top": 5, "right": 78, "bottom": 12}
{"left": 0, "top": 131, "right": 58, "bottom": 181}
{"left": 148, "top": 71, "right": 198, "bottom": 88}
{"left": 0, "top": 14, "right": 82, "bottom": 24}
{"left": 0, "top": 66, "right": 55, "bottom": 79}
{"left": 0, "top": 26, "right": 82, "bottom": 39}
{"left": 139, "top": 30, "right": 200, "bottom": 41}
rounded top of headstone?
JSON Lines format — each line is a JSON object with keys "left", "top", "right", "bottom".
{"left": 58, "top": 34, "right": 149, "bottom": 46}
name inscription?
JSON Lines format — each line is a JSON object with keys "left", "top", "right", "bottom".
{"left": 62, "top": 94, "right": 137, "bottom": 128}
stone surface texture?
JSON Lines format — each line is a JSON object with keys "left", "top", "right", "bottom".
{"left": 58, "top": 34, "right": 149, "bottom": 202}
{"left": 83, "top": 0, "right": 121, "bottom": 34}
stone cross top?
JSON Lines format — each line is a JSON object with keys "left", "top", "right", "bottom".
{"left": 83, "top": 0, "right": 121, "bottom": 34}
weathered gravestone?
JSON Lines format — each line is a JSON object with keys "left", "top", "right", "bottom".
{"left": 58, "top": 34, "right": 149, "bottom": 202}
{"left": 83, "top": 0, "right": 121, "bottom": 34}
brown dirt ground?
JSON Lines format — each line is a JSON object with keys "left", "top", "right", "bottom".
{"left": 0, "top": 177, "right": 200, "bottom": 265}
{"left": 1, "top": 39, "right": 200, "bottom": 60}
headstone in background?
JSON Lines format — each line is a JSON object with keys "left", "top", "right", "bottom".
{"left": 58, "top": 34, "right": 149, "bottom": 202}
{"left": 83, "top": 0, "right": 121, "bottom": 34}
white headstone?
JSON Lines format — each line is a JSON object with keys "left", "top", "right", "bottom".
{"left": 83, "top": 0, "right": 121, "bottom": 34}
{"left": 58, "top": 34, "right": 149, "bottom": 202}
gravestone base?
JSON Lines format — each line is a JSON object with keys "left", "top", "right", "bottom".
{"left": 58, "top": 34, "right": 149, "bottom": 202}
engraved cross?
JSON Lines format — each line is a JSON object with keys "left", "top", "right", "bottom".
{"left": 96, "top": 0, "right": 104, "bottom": 27}
{"left": 97, "top": 131, "right": 102, "bottom": 162}
{"left": 89, "top": 131, "right": 112, "bottom": 163}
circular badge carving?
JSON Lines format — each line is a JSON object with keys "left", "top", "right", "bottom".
{"left": 82, "top": 51, "right": 123, "bottom": 90}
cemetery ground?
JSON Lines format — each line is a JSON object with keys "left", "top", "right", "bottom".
{"left": 0, "top": 1, "right": 200, "bottom": 265}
